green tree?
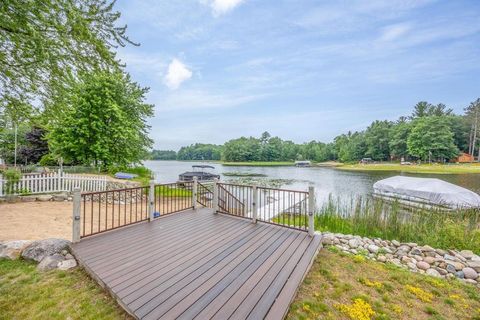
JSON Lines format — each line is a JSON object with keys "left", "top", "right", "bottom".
{"left": 389, "top": 119, "right": 411, "bottom": 159}
{"left": 364, "top": 120, "right": 391, "bottom": 160}
{"left": 222, "top": 137, "right": 261, "bottom": 162}
{"left": 407, "top": 116, "right": 459, "bottom": 161}
{"left": 48, "top": 71, "right": 153, "bottom": 167}
{"left": 0, "top": 0, "right": 136, "bottom": 111}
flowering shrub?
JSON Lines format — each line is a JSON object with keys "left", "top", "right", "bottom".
{"left": 336, "top": 298, "right": 375, "bottom": 320}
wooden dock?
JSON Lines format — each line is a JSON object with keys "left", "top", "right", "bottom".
{"left": 71, "top": 208, "right": 321, "bottom": 320}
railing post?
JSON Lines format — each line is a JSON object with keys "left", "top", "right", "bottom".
{"left": 72, "top": 187, "right": 81, "bottom": 243}
{"left": 252, "top": 185, "right": 258, "bottom": 223}
{"left": 308, "top": 186, "right": 315, "bottom": 236}
{"left": 149, "top": 180, "right": 155, "bottom": 221}
{"left": 213, "top": 178, "right": 219, "bottom": 213}
{"left": 192, "top": 176, "right": 198, "bottom": 210}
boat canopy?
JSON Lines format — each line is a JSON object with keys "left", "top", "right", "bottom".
{"left": 373, "top": 176, "right": 480, "bottom": 209}
{"left": 192, "top": 165, "right": 215, "bottom": 169}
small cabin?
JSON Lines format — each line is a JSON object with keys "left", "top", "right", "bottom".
{"left": 451, "top": 153, "right": 474, "bottom": 163}
{"left": 295, "top": 160, "right": 311, "bottom": 167}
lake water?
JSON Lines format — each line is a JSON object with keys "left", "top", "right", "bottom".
{"left": 144, "top": 160, "right": 480, "bottom": 204}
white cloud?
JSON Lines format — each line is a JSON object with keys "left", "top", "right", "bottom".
{"left": 164, "top": 58, "right": 193, "bottom": 90}
{"left": 203, "top": 0, "right": 245, "bottom": 16}
{"left": 379, "top": 23, "right": 412, "bottom": 41}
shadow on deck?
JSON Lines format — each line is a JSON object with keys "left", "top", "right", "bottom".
{"left": 71, "top": 208, "right": 322, "bottom": 320}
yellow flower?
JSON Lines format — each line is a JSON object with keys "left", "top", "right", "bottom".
{"left": 353, "top": 255, "right": 366, "bottom": 263}
{"left": 335, "top": 298, "right": 375, "bottom": 320}
{"left": 359, "top": 278, "right": 383, "bottom": 289}
{"left": 405, "top": 285, "right": 433, "bottom": 302}
{"left": 449, "top": 294, "right": 461, "bottom": 300}
{"left": 391, "top": 304, "right": 402, "bottom": 314}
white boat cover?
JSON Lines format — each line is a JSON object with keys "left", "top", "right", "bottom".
{"left": 373, "top": 176, "right": 480, "bottom": 209}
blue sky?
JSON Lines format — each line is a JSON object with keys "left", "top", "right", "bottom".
{"left": 115, "top": 0, "right": 480, "bottom": 150}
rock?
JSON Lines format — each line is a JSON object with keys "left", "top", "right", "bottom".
{"left": 392, "top": 240, "right": 400, "bottom": 247}
{"left": 321, "top": 234, "right": 334, "bottom": 245}
{"left": 21, "top": 238, "right": 71, "bottom": 262}
{"left": 421, "top": 245, "right": 434, "bottom": 252}
{"left": 410, "top": 248, "right": 422, "bottom": 256}
{"left": 455, "top": 254, "right": 467, "bottom": 262}
{"left": 65, "top": 253, "right": 74, "bottom": 260}
{"left": 416, "top": 261, "right": 430, "bottom": 270}
{"left": 377, "top": 255, "right": 387, "bottom": 263}
{"left": 455, "top": 271, "right": 465, "bottom": 279}
{"left": 348, "top": 238, "right": 361, "bottom": 249}
{"left": 406, "top": 242, "right": 417, "bottom": 247}
{"left": 57, "top": 259, "right": 77, "bottom": 270}
{"left": 61, "top": 249, "right": 68, "bottom": 256}
{"left": 426, "top": 268, "right": 441, "bottom": 277}
{"left": 53, "top": 193, "right": 68, "bottom": 202}
{"left": 0, "top": 240, "right": 32, "bottom": 260}
{"left": 398, "top": 245, "right": 411, "bottom": 252}
{"left": 459, "top": 250, "right": 475, "bottom": 259}
{"left": 447, "top": 261, "right": 465, "bottom": 271}
{"left": 435, "top": 267, "right": 448, "bottom": 275}
{"left": 462, "top": 267, "right": 479, "bottom": 280}
{"left": 467, "top": 261, "right": 480, "bottom": 272}
{"left": 436, "top": 249, "right": 447, "bottom": 256}
{"left": 20, "top": 195, "right": 36, "bottom": 202}
{"left": 424, "top": 251, "right": 437, "bottom": 257}
{"left": 424, "top": 256, "right": 436, "bottom": 264}
{"left": 401, "top": 256, "right": 413, "bottom": 264}
{"left": 464, "top": 279, "right": 477, "bottom": 285}
{"left": 444, "top": 254, "right": 457, "bottom": 261}
{"left": 37, "top": 254, "right": 65, "bottom": 271}
{"left": 471, "top": 255, "right": 480, "bottom": 262}
{"left": 407, "top": 262, "right": 417, "bottom": 270}
{"left": 412, "top": 255, "right": 423, "bottom": 261}
{"left": 36, "top": 195, "right": 52, "bottom": 202}
{"left": 446, "top": 264, "right": 457, "bottom": 274}
{"left": 367, "top": 244, "right": 379, "bottom": 254}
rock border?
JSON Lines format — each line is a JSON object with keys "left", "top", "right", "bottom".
{"left": 320, "top": 232, "right": 480, "bottom": 289}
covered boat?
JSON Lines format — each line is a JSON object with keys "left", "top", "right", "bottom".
{"left": 373, "top": 176, "right": 480, "bottom": 210}
{"left": 178, "top": 165, "right": 220, "bottom": 182}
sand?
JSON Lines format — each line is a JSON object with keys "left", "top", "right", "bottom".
{"left": 0, "top": 202, "right": 73, "bottom": 241}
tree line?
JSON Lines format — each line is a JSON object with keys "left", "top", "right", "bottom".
{"left": 150, "top": 99, "right": 480, "bottom": 163}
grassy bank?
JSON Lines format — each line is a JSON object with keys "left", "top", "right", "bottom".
{"left": 221, "top": 161, "right": 294, "bottom": 167}
{"left": 337, "top": 163, "right": 480, "bottom": 174}
{"left": 288, "top": 248, "right": 480, "bottom": 320}
{"left": 0, "top": 259, "right": 130, "bottom": 319}
{"left": 316, "top": 197, "right": 480, "bottom": 253}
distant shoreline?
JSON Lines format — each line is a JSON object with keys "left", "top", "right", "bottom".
{"left": 336, "top": 163, "right": 480, "bottom": 174}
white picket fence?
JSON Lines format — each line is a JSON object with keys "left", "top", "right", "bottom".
{"left": 0, "top": 171, "right": 107, "bottom": 196}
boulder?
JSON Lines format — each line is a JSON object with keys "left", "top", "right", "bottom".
{"left": 367, "top": 244, "right": 379, "bottom": 254}
{"left": 0, "top": 240, "right": 32, "bottom": 260}
{"left": 446, "top": 261, "right": 465, "bottom": 271}
{"left": 37, "top": 254, "right": 65, "bottom": 271}
{"left": 36, "top": 195, "right": 52, "bottom": 202}
{"left": 391, "top": 240, "right": 400, "bottom": 247}
{"left": 53, "top": 193, "right": 68, "bottom": 202}
{"left": 467, "top": 261, "right": 480, "bottom": 272}
{"left": 462, "top": 267, "right": 479, "bottom": 280}
{"left": 348, "top": 238, "right": 361, "bottom": 249}
{"left": 423, "top": 256, "right": 436, "bottom": 265}
{"left": 21, "top": 238, "right": 70, "bottom": 262}
{"left": 426, "top": 268, "right": 441, "bottom": 277}
{"left": 416, "top": 261, "right": 430, "bottom": 270}
{"left": 459, "top": 250, "right": 475, "bottom": 259}
{"left": 377, "top": 255, "right": 387, "bottom": 263}
{"left": 57, "top": 259, "right": 77, "bottom": 270}
{"left": 410, "top": 248, "right": 422, "bottom": 256}
{"left": 20, "top": 196, "right": 37, "bottom": 202}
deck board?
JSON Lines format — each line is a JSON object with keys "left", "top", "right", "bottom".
{"left": 71, "top": 208, "right": 321, "bottom": 320}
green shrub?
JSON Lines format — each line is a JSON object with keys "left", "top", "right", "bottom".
{"left": 1, "top": 168, "right": 21, "bottom": 195}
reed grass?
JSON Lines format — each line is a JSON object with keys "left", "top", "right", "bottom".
{"left": 315, "top": 196, "right": 480, "bottom": 253}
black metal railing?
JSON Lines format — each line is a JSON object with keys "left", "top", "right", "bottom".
{"left": 80, "top": 186, "right": 150, "bottom": 238}
{"left": 197, "top": 182, "right": 214, "bottom": 208}
{"left": 153, "top": 182, "right": 194, "bottom": 216}
{"left": 257, "top": 186, "right": 309, "bottom": 231}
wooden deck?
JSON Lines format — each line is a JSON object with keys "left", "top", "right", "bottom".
{"left": 71, "top": 208, "right": 322, "bottom": 320}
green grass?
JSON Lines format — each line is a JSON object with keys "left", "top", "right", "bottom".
{"left": 315, "top": 197, "right": 480, "bottom": 254}
{"left": 287, "top": 249, "right": 480, "bottom": 320}
{"left": 337, "top": 162, "right": 480, "bottom": 174}
{"left": 108, "top": 166, "right": 153, "bottom": 186}
{"left": 221, "top": 161, "right": 295, "bottom": 167}
{"left": 155, "top": 185, "right": 192, "bottom": 197}
{"left": 0, "top": 259, "right": 130, "bottom": 320}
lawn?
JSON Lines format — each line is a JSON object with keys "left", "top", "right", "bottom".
{"left": 337, "top": 163, "right": 480, "bottom": 174}
{"left": 287, "top": 248, "right": 480, "bottom": 320}
{"left": 0, "top": 259, "right": 130, "bottom": 320}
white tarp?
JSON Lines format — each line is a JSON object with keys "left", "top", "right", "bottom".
{"left": 373, "top": 176, "right": 480, "bottom": 209}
